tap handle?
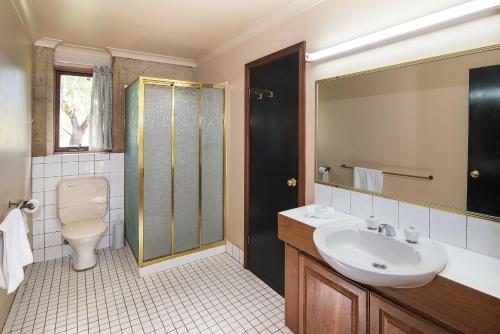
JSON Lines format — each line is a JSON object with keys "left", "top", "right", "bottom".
{"left": 404, "top": 227, "right": 420, "bottom": 243}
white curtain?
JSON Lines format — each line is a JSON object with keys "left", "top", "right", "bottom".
{"left": 89, "top": 65, "right": 113, "bottom": 151}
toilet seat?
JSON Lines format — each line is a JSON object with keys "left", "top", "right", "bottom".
{"left": 62, "top": 219, "right": 107, "bottom": 240}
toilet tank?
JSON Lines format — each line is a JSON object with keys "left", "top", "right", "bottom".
{"left": 58, "top": 177, "right": 108, "bottom": 224}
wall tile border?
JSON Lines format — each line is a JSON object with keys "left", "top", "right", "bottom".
{"left": 314, "top": 183, "right": 500, "bottom": 260}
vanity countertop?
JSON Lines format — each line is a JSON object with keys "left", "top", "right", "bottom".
{"left": 280, "top": 206, "right": 500, "bottom": 300}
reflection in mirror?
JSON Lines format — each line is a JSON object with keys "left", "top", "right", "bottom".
{"left": 316, "top": 46, "right": 500, "bottom": 219}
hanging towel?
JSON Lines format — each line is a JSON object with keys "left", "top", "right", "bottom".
{"left": 353, "top": 167, "right": 368, "bottom": 190}
{"left": 0, "top": 208, "right": 33, "bottom": 294}
{"left": 366, "top": 169, "right": 383, "bottom": 193}
{"left": 0, "top": 238, "right": 5, "bottom": 290}
{"left": 353, "top": 167, "right": 384, "bottom": 193}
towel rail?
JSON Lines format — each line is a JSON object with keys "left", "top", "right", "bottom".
{"left": 8, "top": 200, "right": 34, "bottom": 210}
{"left": 340, "top": 164, "right": 434, "bottom": 180}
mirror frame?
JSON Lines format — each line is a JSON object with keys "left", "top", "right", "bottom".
{"left": 315, "top": 43, "right": 500, "bottom": 223}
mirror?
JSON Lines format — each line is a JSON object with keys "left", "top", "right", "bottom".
{"left": 316, "top": 45, "right": 500, "bottom": 219}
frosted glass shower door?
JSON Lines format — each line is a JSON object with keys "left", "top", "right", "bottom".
{"left": 125, "top": 76, "right": 225, "bottom": 267}
{"left": 143, "top": 83, "right": 172, "bottom": 261}
{"left": 201, "top": 88, "right": 224, "bottom": 245}
{"left": 173, "top": 86, "right": 200, "bottom": 253}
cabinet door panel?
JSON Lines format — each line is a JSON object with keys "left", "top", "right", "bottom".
{"left": 370, "top": 293, "right": 451, "bottom": 334}
{"left": 298, "top": 255, "right": 367, "bottom": 334}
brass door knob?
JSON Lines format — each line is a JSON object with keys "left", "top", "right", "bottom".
{"left": 470, "top": 170, "right": 480, "bottom": 178}
{"left": 287, "top": 178, "right": 297, "bottom": 187}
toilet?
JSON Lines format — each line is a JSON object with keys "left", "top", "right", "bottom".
{"left": 57, "top": 177, "right": 108, "bottom": 271}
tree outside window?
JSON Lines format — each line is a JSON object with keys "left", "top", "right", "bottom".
{"left": 55, "top": 70, "right": 93, "bottom": 151}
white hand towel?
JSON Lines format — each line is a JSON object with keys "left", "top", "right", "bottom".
{"left": 366, "top": 169, "right": 383, "bottom": 193}
{"left": 354, "top": 167, "right": 383, "bottom": 193}
{"left": 353, "top": 167, "right": 368, "bottom": 190}
{"left": 305, "top": 205, "right": 336, "bottom": 219}
{"left": 0, "top": 238, "right": 5, "bottom": 289}
{"left": 0, "top": 208, "right": 33, "bottom": 294}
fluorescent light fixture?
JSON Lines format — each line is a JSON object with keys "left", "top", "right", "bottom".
{"left": 306, "top": 0, "right": 500, "bottom": 62}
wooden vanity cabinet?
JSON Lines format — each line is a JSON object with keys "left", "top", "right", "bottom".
{"left": 279, "top": 214, "right": 500, "bottom": 333}
{"left": 298, "top": 254, "right": 367, "bottom": 334}
{"left": 370, "top": 293, "right": 451, "bottom": 334}
{"left": 296, "top": 253, "right": 452, "bottom": 334}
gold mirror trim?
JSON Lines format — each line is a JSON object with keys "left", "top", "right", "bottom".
{"left": 314, "top": 44, "right": 500, "bottom": 224}
{"left": 315, "top": 44, "right": 500, "bottom": 83}
{"left": 135, "top": 76, "right": 227, "bottom": 267}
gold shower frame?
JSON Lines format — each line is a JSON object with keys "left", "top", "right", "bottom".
{"left": 136, "top": 76, "right": 227, "bottom": 267}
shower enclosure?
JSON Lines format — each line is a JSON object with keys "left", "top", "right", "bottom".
{"left": 125, "top": 76, "right": 225, "bottom": 267}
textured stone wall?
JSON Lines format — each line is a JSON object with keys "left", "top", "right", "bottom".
{"left": 32, "top": 46, "right": 55, "bottom": 156}
{"left": 31, "top": 54, "right": 197, "bottom": 154}
{"left": 111, "top": 57, "right": 198, "bottom": 152}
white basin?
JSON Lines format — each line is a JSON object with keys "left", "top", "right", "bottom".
{"left": 313, "top": 222, "right": 447, "bottom": 288}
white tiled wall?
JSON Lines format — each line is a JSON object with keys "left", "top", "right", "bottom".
{"left": 314, "top": 183, "right": 500, "bottom": 259}
{"left": 31, "top": 153, "right": 124, "bottom": 263}
{"left": 350, "top": 191, "right": 373, "bottom": 218}
{"left": 373, "top": 196, "right": 398, "bottom": 227}
{"left": 429, "top": 209, "right": 466, "bottom": 248}
{"left": 467, "top": 217, "right": 500, "bottom": 259}
{"left": 314, "top": 184, "right": 332, "bottom": 207}
{"left": 399, "top": 202, "right": 430, "bottom": 237}
{"left": 225, "top": 240, "right": 245, "bottom": 266}
{"left": 331, "top": 186, "right": 350, "bottom": 213}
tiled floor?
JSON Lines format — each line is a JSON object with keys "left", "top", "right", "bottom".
{"left": 3, "top": 248, "right": 291, "bottom": 334}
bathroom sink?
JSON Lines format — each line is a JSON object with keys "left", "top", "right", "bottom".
{"left": 313, "top": 222, "right": 447, "bottom": 288}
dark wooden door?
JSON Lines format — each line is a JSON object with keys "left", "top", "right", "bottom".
{"left": 246, "top": 44, "right": 304, "bottom": 295}
{"left": 298, "top": 255, "right": 367, "bottom": 334}
{"left": 467, "top": 64, "right": 500, "bottom": 217}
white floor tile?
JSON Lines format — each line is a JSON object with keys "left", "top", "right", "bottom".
{"left": 4, "top": 248, "right": 291, "bottom": 334}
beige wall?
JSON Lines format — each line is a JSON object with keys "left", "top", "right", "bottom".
{"left": 0, "top": 0, "right": 33, "bottom": 330}
{"left": 317, "top": 48, "right": 500, "bottom": 211}
{"left": 111, "top": 57, "right": 197, "bottom": 152}
{"left": 197, "top": 0, "right": 500, "bottom": 248}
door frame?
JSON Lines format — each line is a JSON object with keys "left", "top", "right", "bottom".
{"left": 244, "top": 41, "right": 306, "bottom": 268}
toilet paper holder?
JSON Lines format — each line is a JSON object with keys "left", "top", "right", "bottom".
{"left": 8, "top": 200, "right": 34, "bottom": 210}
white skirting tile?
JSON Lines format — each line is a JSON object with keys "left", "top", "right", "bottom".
{"left": 138, "top": 245, "right": 226, "bottom": 277}
{"left": 226, "top": 240, "right": 244, "bottom": 266}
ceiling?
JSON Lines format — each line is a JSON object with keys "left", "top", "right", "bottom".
{"left": 18, "top": 0, "right": 319, "bottom": 61}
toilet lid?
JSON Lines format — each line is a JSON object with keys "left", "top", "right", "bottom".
{"left": 62, "top": 219, "right": 107, "bottom": 240}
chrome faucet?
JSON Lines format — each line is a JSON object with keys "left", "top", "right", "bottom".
{"left": 377, "top": 224, "right": 396, "bottom": 237}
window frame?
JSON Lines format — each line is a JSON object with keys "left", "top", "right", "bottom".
{"left": 54, "top": 67, "right": 93, "bottom": 153}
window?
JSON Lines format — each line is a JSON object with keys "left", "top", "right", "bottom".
{"left": 54, "top": 69, "right": 93, "bottom": 152}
